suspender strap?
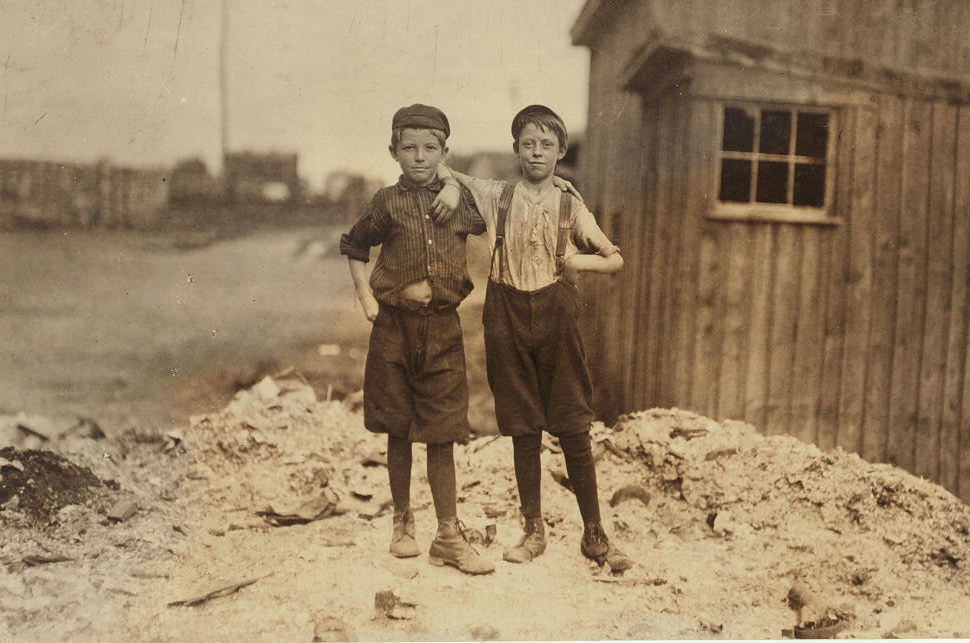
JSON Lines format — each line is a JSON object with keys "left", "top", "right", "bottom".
{"left": 490, "top": 181, "right": 518, "bottom": 283}
{"left": 555, "top": 193, "right": 572, "bottom": 275}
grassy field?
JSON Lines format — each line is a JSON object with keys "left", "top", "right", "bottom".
{"left": 0, "top": 227, "right": 495, "bottom": 436}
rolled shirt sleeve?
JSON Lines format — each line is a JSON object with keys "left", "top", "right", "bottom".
{"left": 339, "top": 194, "right": 388, "bottom": 263}
{"left": 572, "top": 200, "right": 620, "bottom": 257}
{"left": 456, "top": 183, "right": 487, "bottom": 236}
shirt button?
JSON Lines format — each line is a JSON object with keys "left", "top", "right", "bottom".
{"left": 427, "top": 239, "right": 433, "bottom": 245}
{"left": 425, "top": 215, "right": 430, "bottom": 220}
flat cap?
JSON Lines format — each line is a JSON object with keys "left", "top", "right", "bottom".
{"left": 392, "top": 104, "right": 450, "bottom": 138}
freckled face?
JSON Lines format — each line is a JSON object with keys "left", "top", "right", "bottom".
{"left": 391, "top": 128, "right": 446, "bottom": 187}
{"left": 515, "top": 123, "right": 565, "bottom": 183}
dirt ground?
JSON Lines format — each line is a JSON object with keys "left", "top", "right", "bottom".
{"left": 2, "top": 373, "right": 969, "bottom": 641}
{"left": 3, "top": 228, "right": 969, "bottom": 640}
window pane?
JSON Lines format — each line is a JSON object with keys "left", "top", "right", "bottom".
{"left": 719, "top": 159, "right": 752, "bottom": 202}
{"left": 760, "top": 110, "right": 791, "bottom": 155}
{"left": 723, "top": 107, "right": 754, "bottom": 152}
{"left": 756, "top": 161, "right": 789, "bottom": 203}
{"left": 793, "top": 163, "right": 826, "bottom": 207}
{"left": 796, "top": 112, "right": 829, "bottom": 158}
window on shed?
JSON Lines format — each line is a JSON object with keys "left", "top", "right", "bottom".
{"left": 713, "top": 104, "right": 837, "bottom": 224}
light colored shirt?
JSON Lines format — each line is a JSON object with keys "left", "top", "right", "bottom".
{"left": 455, "top": 173, "right": 619, "bottom": 291}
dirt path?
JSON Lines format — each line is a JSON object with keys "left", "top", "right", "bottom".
{"left": 3, "top": 378, "right": 970, "bottom": 641}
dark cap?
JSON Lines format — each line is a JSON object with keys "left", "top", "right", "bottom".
{"left": 392, "top": 104, "right": 450, "bottom": 138}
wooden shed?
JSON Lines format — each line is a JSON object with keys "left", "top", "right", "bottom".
{"left": 571, "top": 0, "right": 970, "bottom": 501}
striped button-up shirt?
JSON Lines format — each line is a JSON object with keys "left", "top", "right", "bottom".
{"left": 340, "top": 176, "right": 485, "bottom": 308}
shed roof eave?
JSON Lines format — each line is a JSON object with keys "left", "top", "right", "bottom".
{"left": 570, "top": 0, "right": 603, "bottom": 46}
{"left": 571, "top": 0, "right": 641, "bottom": 47}
{"left": 625, "top": 35, "right": 970, "bottom": 105}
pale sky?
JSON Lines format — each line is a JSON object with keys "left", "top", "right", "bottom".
{"left": 0, "top": 0, "right": 590, "bottom": 188}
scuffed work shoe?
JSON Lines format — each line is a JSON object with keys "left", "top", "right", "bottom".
{"left": 428, "top": 518, "right": 495, "bottom": 575}
{"left": 503, "top": 516, "right": 546, "bottom": 563}
{"left": 390, "top": 508, "right": 420, "bottom": 558}
{"left": 581, "top": 521, "right": 633, "bottom": 573}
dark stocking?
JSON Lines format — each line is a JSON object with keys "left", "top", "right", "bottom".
{"left": 426, "top": 442, "right": 457, "bottom": 520}
{"left": 512, "top": 433, "right": 543, "bottom": 519}
{"left": 387, "top": 434, "right": 412, "bottom": 513}
{"left": 559, "top": 431, "right": 602, "bottom": 524}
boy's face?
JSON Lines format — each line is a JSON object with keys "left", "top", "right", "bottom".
{"left": 390, "top": 128, "right": 447, "bottom": 187}
{"left": 514, "top": 122, "right": 565, "bottom": 183}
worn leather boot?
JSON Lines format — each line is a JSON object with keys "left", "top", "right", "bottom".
{"left": 581, "top": 521, "right": 633, "bottom": 573}
{"left": 428, "top": 518, "right": 495, "bottom": 575}
{"left": 389, "top": 507, "right": 420, "bottom": 558}
{"left": 503, "top": 516, "right": 546, "bottom": 563}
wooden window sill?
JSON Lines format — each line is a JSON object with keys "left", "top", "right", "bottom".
{"left": 708, "top": 205, "right": 842, "bottom": 226}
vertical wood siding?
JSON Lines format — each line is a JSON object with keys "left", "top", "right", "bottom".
{"left": 576, "top": 0, "right": 970, "bottom": 502}
{"left": 582, "top": 92, "right": 970, "bottom": 502}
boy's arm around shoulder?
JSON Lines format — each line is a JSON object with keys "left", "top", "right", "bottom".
{"left": 432, "top": 165, "right": 504, "bottom": 225}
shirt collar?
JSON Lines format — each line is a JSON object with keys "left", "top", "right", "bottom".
{"left": 396, "top": 175, "right": 443, "bottom": 193}
{"left": 518, "top": 182, "right": 558, "bottom": 207}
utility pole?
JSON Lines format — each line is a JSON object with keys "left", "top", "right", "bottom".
{"left": 220, "top": 0, "right": 229, "bottom": 172}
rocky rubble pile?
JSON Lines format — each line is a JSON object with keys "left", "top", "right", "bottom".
{"left": 185, "top": 374, "right": 391, "bottom": 522}
{"left": 606, "top": 408, "right": 970, "bottom": 571}
{"left": 597, "top": 407, "right": 970, "bottom": 624}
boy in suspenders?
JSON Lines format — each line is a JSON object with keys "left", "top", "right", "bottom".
{"left": 436, "top": 105, "right": 632, "bottom": 572}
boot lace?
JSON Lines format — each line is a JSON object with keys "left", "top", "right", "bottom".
{"left": 584, "top": 521, "right": 607, "bottom": 546}
{"left": 454, "top": 519, "right": 482, "bottom": 556}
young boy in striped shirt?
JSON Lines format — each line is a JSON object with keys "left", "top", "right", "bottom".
{"left": 340, "top": 104, "right": 493, "bottom": 574}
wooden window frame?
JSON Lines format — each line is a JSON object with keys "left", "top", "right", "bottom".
{"left": 710, "top": 102, "right": 841, "bottom": 226}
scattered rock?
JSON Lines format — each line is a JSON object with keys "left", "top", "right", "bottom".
{"left": 61, "top": 416, "right": 105, "bottom": 440}
{"left": 22, "top": 554, "right": 74, "bottom": 566}
{"left": 549, "top": 469, "right": 571, "bottom": 491}
{"left": 15, "top": 419, "right": 52, "bottom": 442}
{"left": 312, "top": 615, "right": 354, "bottom": 642}
{"left": 361, "top": 450, "right": 387, "bottom": 467}
{"left": 168, "top": 573, "right": 273, "bottom": 608}
{"left": 163, "top": 430, "right": 184, "bottom": 452}
{"left": 357, "top": 496, "right": 393, "bottom": 520}
{"left": 0, "top": 457, "right": 25, "bottom": 472}
{"left": 107, "top": 499, "right": 138, "bottom": 523}
{"left": 794, "top": 614, "right": 844, "bottom": 639}
{"left": 374, "top": 589, "right": 417, "bottom": 620}
{"left": 469, "top": 625, "right": 500, "bottom": 640}
{"left": 280, "top": 381, "right": 317, "bottom": 406}
{"left": 250, "top": 376, "right": 281, "bottom": 401}
{"left": 256, "top": 488, "right": 341, "bottom": 526}
{"left": 609, "top": 484, "right": 651, "bottom": 508}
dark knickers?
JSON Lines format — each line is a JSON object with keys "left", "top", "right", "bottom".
{"left": 482, "top": 279, "right": 594, "bottom": 437}
{"left": 363, "top": 304, "right": 470, "bottom": 444}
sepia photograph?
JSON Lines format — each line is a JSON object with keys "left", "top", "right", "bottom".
{"left": 1, "top": 0, "right": 969, "bottom": 640}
